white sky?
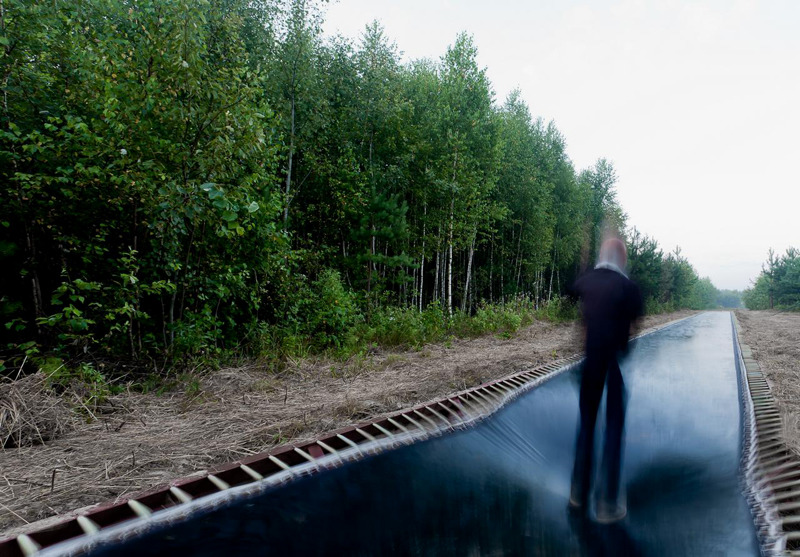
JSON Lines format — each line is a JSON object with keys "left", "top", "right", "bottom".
{"left": 323, "top": 0, "right": 799, "bottom": 291}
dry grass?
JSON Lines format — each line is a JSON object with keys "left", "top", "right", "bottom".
{"left": 0, "top": 310, "right": 694, "bottom": 538}
{"left": 735, "top": 310, "right": 800, "bottom": 456}
{"left": 1, "top": 372, "right": 76, "bottom": 450}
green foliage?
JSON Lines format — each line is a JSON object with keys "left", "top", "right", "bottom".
{"left": 365, "top": 302, "right": 447, "bottom": 348}
{"left": 0, "top": 0, "right": 715, "bottom": 377}
{"left": 47, "top": 361, "right": 114, "bottom": 412}
{"left": 302, "top": 269, "right": 362, "bottom": 350}
{"left": 627, "top": 229, "right": 718, "bottom": 313}
{"left": 743, "top": 275, "right": 771, "bottom": 310}
{"left": 688, "top": 277, "right": 719, "bottom": 310}
{"left": 536, "top": 296, "right": 579, "bottom": 323}
{"left": 716, "top": 290, "right": 743, "bottom": 309}
{"left": 744, "top": 248, "right": 800, "bottom": 310}
{"left": 644, "top": 297, "right": 675, "bottom": 316}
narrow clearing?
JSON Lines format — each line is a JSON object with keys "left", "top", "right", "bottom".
{"left": 1, "top": 311, "right": 693, "bottom": 537}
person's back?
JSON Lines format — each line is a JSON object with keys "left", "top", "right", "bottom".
{"left": 574, "top": 267, "right": 642, "bottom": 354}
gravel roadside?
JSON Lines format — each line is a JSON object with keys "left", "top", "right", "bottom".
{"left": 735, "top": 310, "right": 800, "bottom": 456}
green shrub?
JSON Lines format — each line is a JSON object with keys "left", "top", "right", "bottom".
{"left": 365, "top": 301, "right": 448, "bottom": 348}
{"left": 46, "top": 361, "right": 113, "bottom": 413}
{"left": 535, "top": 296, "right": 578, "bottom": 323}
{"left": 644, "top": 297, "right": 675, "bottom": 315}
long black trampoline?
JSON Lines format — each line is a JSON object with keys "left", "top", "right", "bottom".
{"left": 48, "top": 312, "right": 763, "bottom": 555}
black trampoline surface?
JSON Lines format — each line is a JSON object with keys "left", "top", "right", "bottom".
{"left": 89, "top": 312, "right": 759, "bottom": 556}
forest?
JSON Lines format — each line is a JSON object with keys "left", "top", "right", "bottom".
{"left": 743, "top": 248, "right": 800, "bottom": 310}
{"left": 0, "top": 0, "right": 723, "bottom": 377}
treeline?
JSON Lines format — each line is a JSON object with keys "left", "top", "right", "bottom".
{"left": 0, "top": 0, "right": 715, "bottom": 372}
{"left": 625, "top": 230, "right": 731, "bottom": 312}
{"left": 743, "top": 248, "right": 800, "bottom": 310}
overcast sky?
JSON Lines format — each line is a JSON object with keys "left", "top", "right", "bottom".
{"left": 323, "top": 0, "right": 799, "bottom": 291}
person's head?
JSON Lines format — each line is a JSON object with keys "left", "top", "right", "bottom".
{"left": 598, "top": 237, "right": 627, "bottom": 270}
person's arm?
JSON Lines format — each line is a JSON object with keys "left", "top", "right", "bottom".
{"left": 626, "top": 280, "right": 645, "bottom": 336}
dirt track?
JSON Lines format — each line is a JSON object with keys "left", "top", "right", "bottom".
{"left": 0, "top": 310, "right": 694, "bottom": 537}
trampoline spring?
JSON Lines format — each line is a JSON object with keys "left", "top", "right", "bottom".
{"left": 77, "top": 515, "right": 100, "bottom": 535}
{"left": 413, "top": 409, "right": 440, "bottom": 429}
{"left": 268, "top": 454, "right": 293, "bottom": 472}
{"left": 387, "top": 417, "right": 411, "bottom": 434}
{"left": 756, "top": 412, "right": 782, "bottom": 419}
{"left": 476, "top": 388, "right": 500, "bottom": 404}
{"left": 758, "top": 440, "right": 785, "bottom": 452}
{"left": 426, "top": 406, "right": 451, "bottom": 425}
{"left": 768, "top": 488, "right": 800, "bottom": 503}
{"left": 293, "top": 447, "right": 318, "bottom": 464}
{"left": 492, "top": 382, "right": 513, "bottom": 394}
{"left": 755, "top": 413, "right": 780, "bottom": 421}
{"left": 757, "top": 417, "right": 783, "bottom": 426}
{"left": 780, "top": 515, "right": 800, "bottom": 526}
{"left": 128, "top": 499, "right": 152, "bottom": 519}
{"left": 169, "top": 486, "right": 193, "bottom": 504}
{"left": 456, "top": 394, "right": 483, "bottom": 415}
{"left": 757, "top": 466, "right": 800, "bottom": 487}
{"left": 487, "top": 384, "right": 508, "bottom": 398}
{"left": 207, "top": 474, "right": 231, "bottom": 491}
{"left": 240, "top": 464, "right": 264, "bottom": 481}
{"left": 355, "top": 428, "right": 377, "bottom": 442}
{"left": 372, "top": 423, "right": 395, "bottom": 438}
{"left": 776, "top": 500, "right": 800, "bottom": 513}
{"left": 483, "top": 387, "right": 504, "bottom": 402}
{"left": 316, "top": 440, "right": 343, "bottom": 462}
{"left": 402, "top": 413, "right": 427, "bottom": 431}
{"left": 755, "top": 405, "right": 780, "bottom": 413}
{"left": 759, "top": 447, "right": 791, "bottom": 461}
{"left": 472, "top": 389, "right": 497, "bottom": 407}
{"left": 17, "top": 534, "right": 41, "bottom": 557}
{"left": 335, "top": 434, "right": 362, "bottom": 451}
{"left": 767, "top": 464, "right": 800, "bottom": 491}
{"left": 436, "top": 401, "right": 462, "bottom": 421}
{"left": 760, "top": 458, "right": 796, "bottom": 476}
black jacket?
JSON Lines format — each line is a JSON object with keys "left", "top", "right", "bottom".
{"left": 572, "top": 268, "right": 644, "bottom": 354}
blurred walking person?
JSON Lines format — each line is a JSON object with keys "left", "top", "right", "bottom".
{"left": 569, "top": 236, "right": 643, "bottom": 523}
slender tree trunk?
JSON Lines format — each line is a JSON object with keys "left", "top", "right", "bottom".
{"left": 515, "top": 223, "right": 524, "bottom": 294}
{"left": 24, "top": 226, "right": 44, "bottom": 330}
{"left": 489, "top": 234, "right": 494, "bottom": 304}
{"left": 500, "top": 231, "right": 505, "bottom": 304}
{"left": 461, "top": 228, "right": 476, "bottom": 312}
{"left": 433, "top": 245, "right": 440, "bottom": 303}
{"left": 447, "top": 196, "right": 454, "bottom": 316}
{"left": 419, "top": 215, "right": 426, "bottom": 312}
{"left": 283, "top": 94, "right": 295, "bottom": 225}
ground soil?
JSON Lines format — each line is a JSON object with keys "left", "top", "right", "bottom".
{"left": 0, "top": 310, "right": 695, "bottom": 538}
{"left": 735, "top": 310, "right": 800, "bottom": 457}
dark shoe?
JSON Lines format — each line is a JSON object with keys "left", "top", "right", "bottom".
{"left": 569, "top": 482, "right": 587, "bottom": 510}
{"left": 568, "top": 493, "right": 585, "bottom": 509}
{"left": 595, "top": 500, "right": 627, "bottom": 524}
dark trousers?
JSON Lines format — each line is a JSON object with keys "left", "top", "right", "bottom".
{"left": 570, "top": 349, "right": 627, "bottom": 508}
